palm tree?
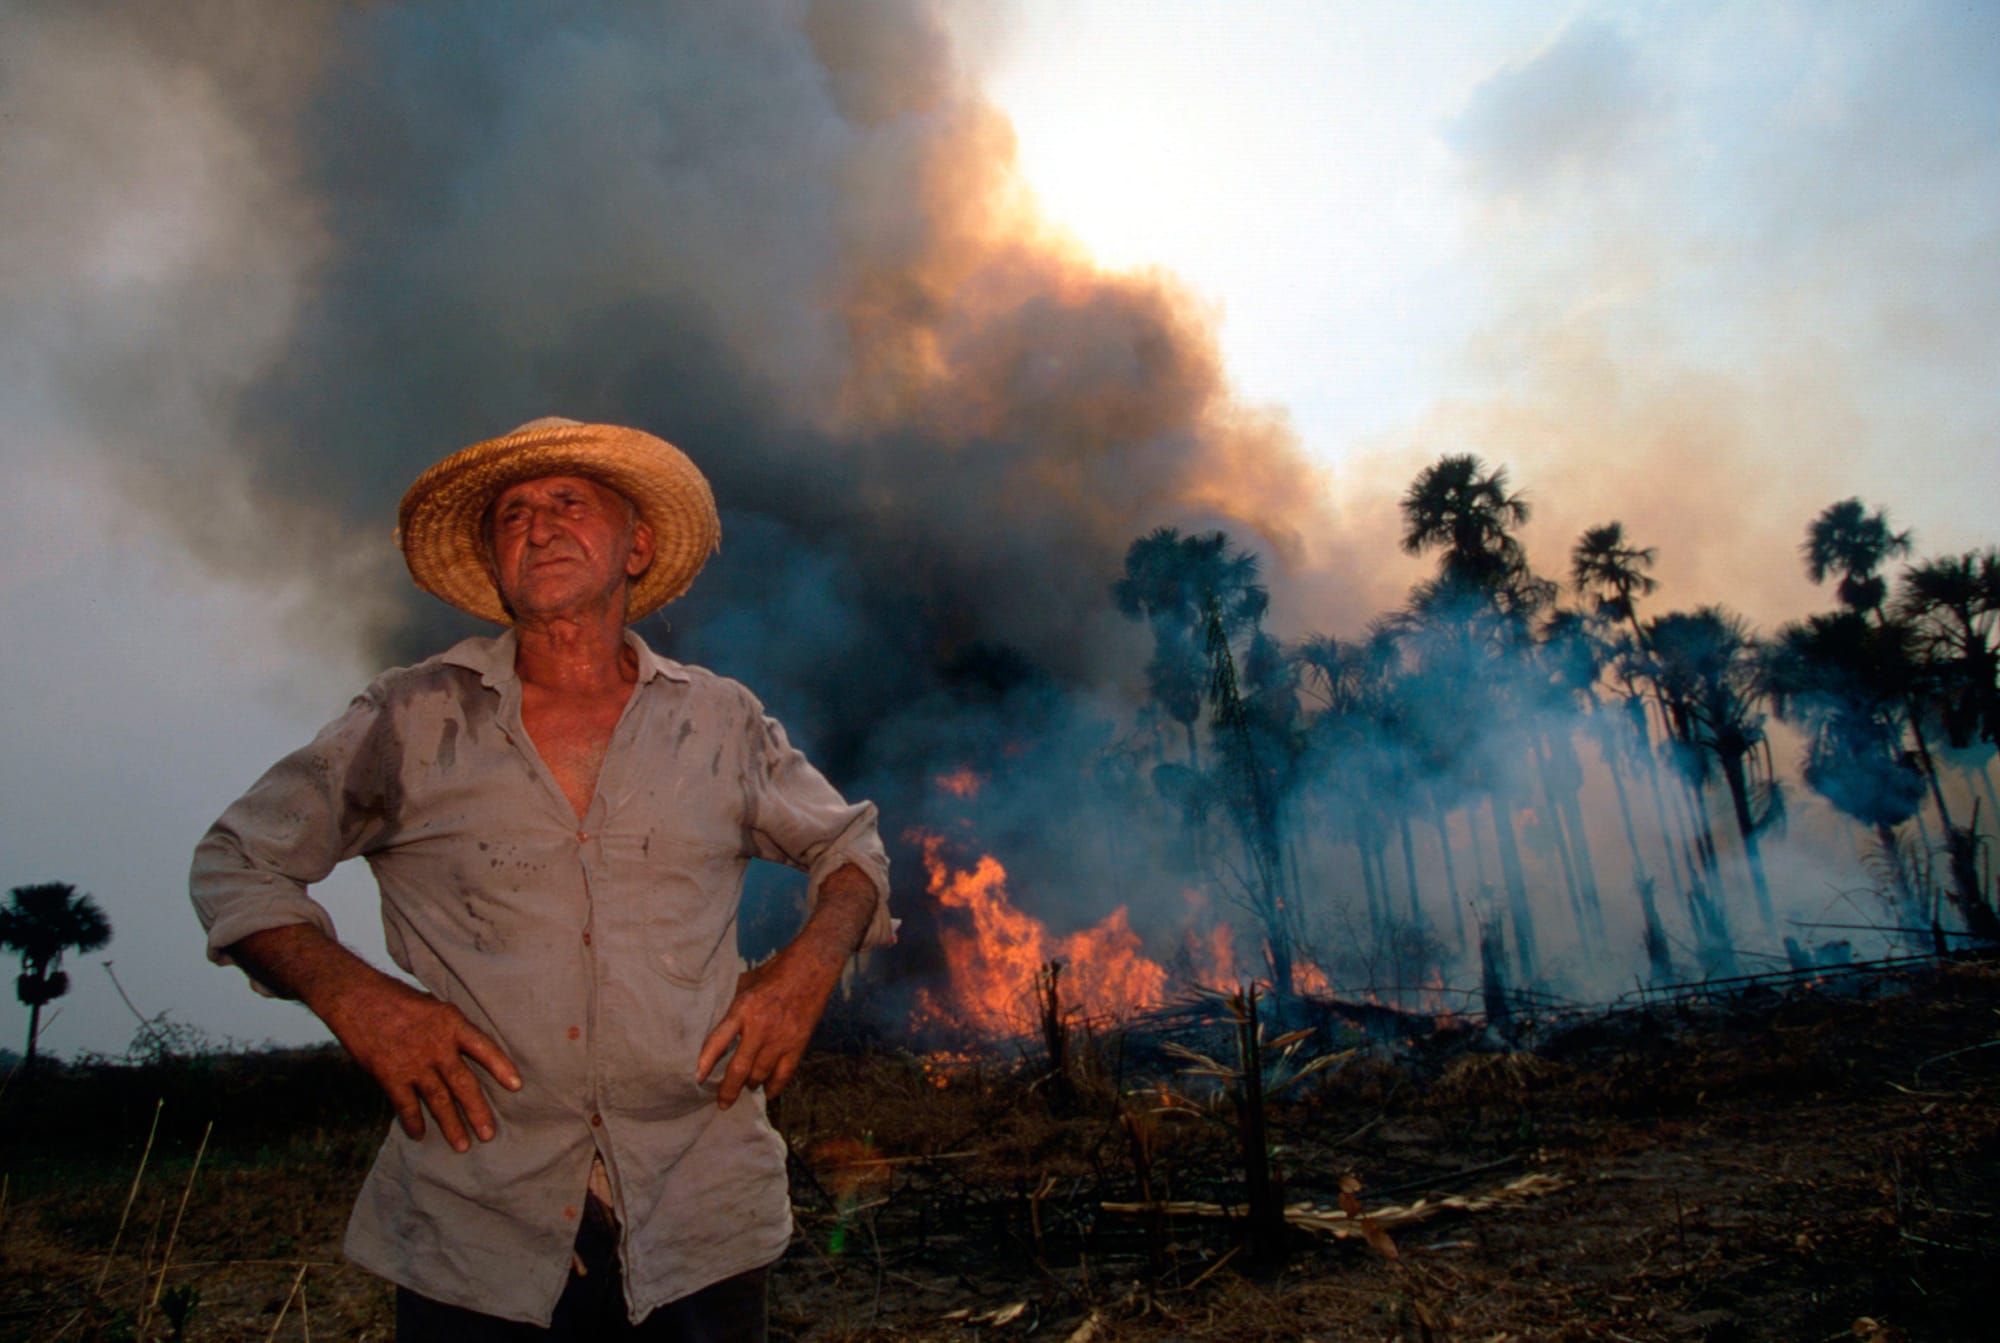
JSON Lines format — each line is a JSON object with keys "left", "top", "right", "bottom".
{"left": 1390, "top": 584, "right": 1544, "bottom": 981}
{"left": 1767, "top": 609, "right": 2000, "bottom": 945}
{"left": 1400, "top": 454, "right": 1533, "bottom": 596}
{"left": 1642, "top": 608, "right": 1782, "bottom": 933}
{"left": 1571, "top": 521, "right": 1702, "bottom": 916}
{"left": 1895, "top": 548, "right": 2000, "bottom": 754}
{"left": 1113, "top": 528, "right": 1269, "bottom": 773}
{"left": 1571, "top": 521, "right": 1660, "bottom": 633}
{"left": 1204, "top": 598, "right": 1300, "bottom": 995}
{"left": 1803, "top": 498, "right": 1912, "bottom": 618}
{"left": 2, "top": 882, "right": 113, "bottom": 1070}
{"left": 1803, "top": 503, "right": 1975, "bottom": 891}
{"left": 1296, "top": 627, "right": 1442, "bottom": 944}
{"left": 1399, "top": 455, "right": 1555, "bottom": 980}
{"left": 1540, "top": 608, "right": 1658, "bottom": 967}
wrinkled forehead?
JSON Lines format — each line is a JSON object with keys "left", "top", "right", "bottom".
{"left": 486, "top": 472, "right": 636, "bottom": 518}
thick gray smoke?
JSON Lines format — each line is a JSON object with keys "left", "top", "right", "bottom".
{"left": 8, "top": 0, "right": 1352, "bottom": 1009}
{"left": 10, "top": 1, "right": 1991, "bottom": 1037}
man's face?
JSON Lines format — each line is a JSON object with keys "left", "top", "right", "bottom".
{"left": 485, "top": 475, "right": 655, "bottom": 623}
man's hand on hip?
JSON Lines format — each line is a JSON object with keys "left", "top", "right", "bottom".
{"left": 228, "top": 925, "right": 522, "bottom": 1151}
{"left": 697, "top": 865, "right": 877, "bottom": 1109}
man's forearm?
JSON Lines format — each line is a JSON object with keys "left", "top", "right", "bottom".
{"left": 791, "top": 863, "right": 879, "bottom": 976}
{"left": 228, "top": 924, "right": 398, "bottom": 1027}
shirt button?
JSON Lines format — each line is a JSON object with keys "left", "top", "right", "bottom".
{"left": 576, "top": 830, "right": 589, "bottom": 843}
{"left": 590, "top": 1113, "right": 603, "bottom": 1128}
{"left": 567, "top": 1025, "right": 581, "bottom": 1041}
{"left": 582, "top": 931, "right": 592, "bottom": 946}
{"left": 562, "top": 1205, "right": 578, "bottom": 1221}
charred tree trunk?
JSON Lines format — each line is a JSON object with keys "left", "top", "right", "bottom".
{"left": 1543, "top": 731, "right": 1606, "bottom": 943}
{"left": 1205, "top": 603, "right": 1294, "bottom": 997}
{"left": 1632, "top": 699, "right": 1694, "bottom": 897}
{"left": 1556, "top": 780, "right": 1607, "bottom": 943}
{"left": 1874, "top": 821, "right": 1925, "bottom": 940}
{"left": 1943, "top": 801, "right": 2000, "bottom": 945}
{"left": 1604, "top": 749, "right": 1670, "bottom": 973}
{"left": 1036, "top": 962, "right": 1078, "bottom": 1115}
{"left": 1636, "top": 874, "right": 1673, "bottom": 981}
{"left": 1356, "top": 820, "right": 1385, "bottom": 932}
{"left": 1487, "top": 790, "right": 1538, "bottom": 983}
{"left": 1975, "top": 755, "right": 2000, "bottom": 827}
{"left": 1532, "top": 736, "right": 1590, "bottom": 945}
{"left": 1397, "top": 811, "right": 1423, "bottom": 927}
{"left": 1233, "top": 987, "right": 1288, "bottom": 1271}
{"left": 1478, "top": 909, "right": 1511, "bottom": 1032}
{"left": 1719, "top": 751, "right": 1776, "bottom": 931}
{"left": 1433, "top": 803, "right": 1467, "bottom": 952}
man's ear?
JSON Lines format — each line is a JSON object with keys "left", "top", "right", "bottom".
{"left": 626, "top": 520, "right": 657, "bottom": 578}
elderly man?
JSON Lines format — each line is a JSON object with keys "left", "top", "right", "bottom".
{"left": 192, "top": 418, "right": 892, "bottom": 1339}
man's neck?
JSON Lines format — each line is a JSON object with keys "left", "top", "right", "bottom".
{"left": 511, "top": 607, "right": 637, "bottom": 695}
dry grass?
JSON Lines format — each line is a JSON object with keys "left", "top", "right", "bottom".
{"left": 4, "top": 964, "right": 1999, "bottom": 1340}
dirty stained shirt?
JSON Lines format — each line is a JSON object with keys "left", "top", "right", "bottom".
{"left": 190, "top": 630, "right": 894, "bottom": 1326}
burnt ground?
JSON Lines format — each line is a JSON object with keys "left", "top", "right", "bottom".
{"left": 2, "top": 958, "right": 1997, "bottom": 1342}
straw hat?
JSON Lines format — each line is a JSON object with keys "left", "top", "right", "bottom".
{"left": 396, "top": 417, "right": 720, "bottom": 625}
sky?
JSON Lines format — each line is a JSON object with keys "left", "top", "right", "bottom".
{"left": 3, "top": 0, "right": 1997, "bottom": 1060}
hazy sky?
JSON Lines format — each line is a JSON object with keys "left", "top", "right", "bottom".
{"left": 4, "top": 0, "right": 1996, "bottom": 1058}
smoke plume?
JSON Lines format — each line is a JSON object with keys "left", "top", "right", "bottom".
{"left": 11, "top": 1, "right": 1997, "bottom": 1030}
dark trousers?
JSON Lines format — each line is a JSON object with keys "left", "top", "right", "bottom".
{"left": 396, "top": 1202, "right": 770, "bottom": 1342}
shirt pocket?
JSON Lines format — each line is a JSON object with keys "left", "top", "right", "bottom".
{"left": 613, "top": 829, "right": 745, "bottom": 988}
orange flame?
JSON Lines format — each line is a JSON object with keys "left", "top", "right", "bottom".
{"left": 915, "top": 831, "right": 1165, "bottom": 1035}
{"left": 933, "top": 767, "right": 983, "bottom": 799}
{"left": 1186, "top": 918, "right": 1238, "bottom": 990}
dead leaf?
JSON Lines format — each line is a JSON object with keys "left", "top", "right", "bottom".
{"left": 1064, "top": 1310, "right": 1104, "bottom": 1343}
{"left": 1361, "top": 1216, "right": 1401, "bottom": 1261}
{"left": 1339, "top": 1174, "right": 1364, "bottom": 1219}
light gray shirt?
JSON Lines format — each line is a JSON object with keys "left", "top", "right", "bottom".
{"left": 191, "top": 630, "right": 893, "bottom": 1325}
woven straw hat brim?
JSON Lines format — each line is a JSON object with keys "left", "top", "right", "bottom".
{"left": 396, "top": 422, "right": 720, "bottom": 625}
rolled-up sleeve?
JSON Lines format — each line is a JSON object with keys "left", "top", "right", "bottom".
{"left": 743, "top": 712, "right": 895, "bottom": 950}
{"left": 190, "top": 690, "right": 395, "bottom": 990}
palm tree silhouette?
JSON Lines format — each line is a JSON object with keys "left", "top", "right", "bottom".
{"left": 1571, "top": 521, "right": 1660, "bottom": 633}
{"left": 1764, "top": 612, "right": 1937, "bottom": 936}
{"left": 1539, "top": 608, "right": 1646, "bottom": 963}
{"left": 1803, "top": 503, "right": 1973, "bottom": 899}
{"left": 2, "top": 882, "right": 113, "bottom": 1071}
{"left": 1391, "top": 583, "right": 1544, "bottom": 981}
{"left": 1803, "top": 498, "right": 1912, "bottom": 618}
{"left": 1113, "top": 527, "right": 1269, "bottom": 774}
{"left": 1296, "top": 626, "right": 1450, "bottom": 946}
{"left": 1401, "top": 454, "right": 1534, "bottom": 596}
{"left": 1570, "top": 522, "right": 1702, "bottom": 949}
{"left": 1895, "top": 547, "right": 2000, "bottom": 754}
{"left": 1204, "top": 598, "right": 1300, "bottom": 995}
{"left": 1641, "top": 608, "right": 1781, "bottom": 934}
{"left": 1398, "top": 455, "right": 1554, "bottom": 981}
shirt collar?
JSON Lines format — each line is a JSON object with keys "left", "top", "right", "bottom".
{"left": 436, "top": 627, "right": 691, "bottom": 689}
{"left": 625, "top": 629, "right": 691, "bottom": 684}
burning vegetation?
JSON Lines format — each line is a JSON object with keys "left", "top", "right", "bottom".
{"left": 882, "top": 478, "right": 2000, "bottom": 1051}
{"left": 8, "top": 3, "right": 2000, "bottom": 1336}
{"left": 7, "top": 957, "right": 1998, "bottom": 1339}
{"left": 15, "top": 1, "right": 1998, "bottom": 1022}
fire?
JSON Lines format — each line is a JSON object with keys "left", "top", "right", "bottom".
{"left": 1188, "top": 918, "right": 1238, "bottom": 989}
{"left": 914, "top": 831, "right": 1166, "bottom": 1035}
{"left": 933, "top": 767, "right": 983, "bottom": 799}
